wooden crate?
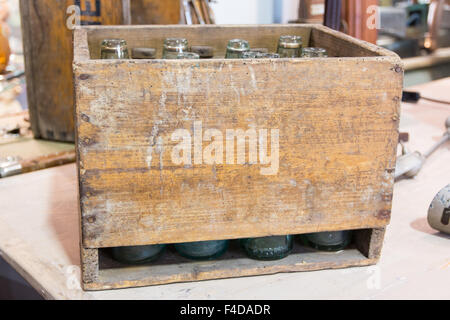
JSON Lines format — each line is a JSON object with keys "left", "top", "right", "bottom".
{"left": 20, "top": 0, "right": 130, "bottom": 142}
{"left": 19, "top": 0, "right": 179, "bottom": 143}
{"left": 73, "top": 24, "right": 403, "bottom": 291}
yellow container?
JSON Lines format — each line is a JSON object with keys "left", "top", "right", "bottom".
{"left": 0, "top": 24, "right": 10, "bottom": 73}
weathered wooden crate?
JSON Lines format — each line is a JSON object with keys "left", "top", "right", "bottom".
{"left": 20, "top": 0, "right": 130, "bottom": 143}
{"left": 20, "top": 0, "right": 179, "bottom": 143}
{"left": 73, "top": 24, "right": 403, "bottom": 291}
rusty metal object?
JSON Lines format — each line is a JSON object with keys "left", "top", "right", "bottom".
{"left": 0, "top": 151, "right": 76, "bottom": 179}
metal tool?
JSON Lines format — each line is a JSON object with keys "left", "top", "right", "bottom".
{"left": 428, "top": 184, "right": 450, "bottom": 234}
{"left": 395, "top": 116, "right": 450, "bottom": 180}
{"left": 0, "top": 157, "right": 22, "bottom": 178}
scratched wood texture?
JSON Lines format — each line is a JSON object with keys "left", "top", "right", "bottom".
{"left": 19, "top": 0, "right": 129, "bottom": 142}
{"left": 74, "top": 25, "right": 403, "bottom": 251}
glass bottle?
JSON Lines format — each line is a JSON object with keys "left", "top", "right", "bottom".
{"left": 249, "top": 48, "right": 269, "bottom": 54}
{"left": 101, "top": 39, "right": 165, "bottom": 264}
{"left": 301, "top": 231, "right": 352, "bottom": 252}
{"left": 241, "top": 235, "right": 293, "bottom": 261}
{"left": 111, "top": 245, "right": 166, "bottom": 265}
{"left": 100, "top": 39, "right": 129, "bottom": 59}
{"left": 242, "top": 52, "right": 280, "bottom": 59}
{"left": 256, "top": 52, "right": 281, "bottom": 59}
{"left": 277, "top": 35, "right": 303, "bottom": 58}
{"left": 225, "top": 39, "right": 250, "bottom": 59}
{"left": 241, "top": 51, "right": 259, "bottom": 59}
{"left": 175, "top": 240, "right": 229, "bottom": 261}
{"left": 302, "top": 47, "right": 328, "bottom": 58}
{"left": 170, "top": 102, "right": 228, "bottom": 258}
{"left": 239, "top": 50, "right": 292, "bottom": 261}
{"left": 300, "top": 47, "right": 350, "bottom": 252}
{"left": 162, "top": 38, "right": 189, "bottom": 59}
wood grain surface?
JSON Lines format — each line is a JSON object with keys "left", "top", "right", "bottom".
{"left": 74, "top": 25, "right": 403, "bottom": 249}
{"left": 20, "top": 0, "right": 128, "bottom": 142}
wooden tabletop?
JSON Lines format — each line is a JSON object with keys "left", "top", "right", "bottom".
{"left": 0, "top": 78, "right": 449, "bottom": 300}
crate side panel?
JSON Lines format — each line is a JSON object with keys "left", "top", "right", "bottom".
{"left": 75, "top": 58, "right": 402, "bottom": 248}
{"left": 310, "top": 26, "right": 395, "bottom": 58}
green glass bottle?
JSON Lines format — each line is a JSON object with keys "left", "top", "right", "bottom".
{"left": 175, "top": 240, "right": 229, "bottom": 261}
{"left": 101, "top": 39, "right": 165, "bottom": 264}
{"left": 256, "top": 52, "right": 280, "bottom": 59}
{"left": 162, "top": 38, "right": 189, "bottom": 59}
{"left": 239, "top": 50, "right": 292, "bottom": 261}
{"left": 241, "top": 51, "right": 259, "bottom": 59}
{"left": 242, "top": 52, "right": 280, "bottom": 59}
{"left": 277, "top": 35, "right": 302, "bottom": 58}
{"left": 111, "top": 245, "right": 166, "bottom": 265}
{"left": 100, "top": 39, "right": 129, "bottom": 59}
{"left": 170, "top": 86, "right": 228, "bottom": 258}
{"left": 301, "top": 231, "right": 352, "bottom": 252}
{"left": 225, "top": 39, "right": 250, "bottom": 59}
{"left": 300, "top": 46, "right": 351, "bottom": 252}
{"left": 241, "top": 236, "right": 293, "bottom": 261}
{"left": 302, "top": 47, "right": 328, "bottom": 58}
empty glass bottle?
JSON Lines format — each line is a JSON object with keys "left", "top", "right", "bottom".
{"left": 162, "top": 38, "right": 189, "bottom": 59}
{"left": 301, "top": 231, "right": 352, "bottom": 252}
{"left": 171, "top": 118, "right": 228, "bottom": 259}
{"left": 302, "top": 47, "right": 328, "bottom": 58}
{"left": 241, "top": 235, "right": 293, "bottom": 261}
{"left": 242, "top": 51, "right": 259, "bottom": 59}
{"left": 256, "top": 52, "right": 280, "bottom": 59}
{"left": 243, "top": 52, "right": 280, "bottom": 59}
{"left": 225, "top": 39, "right": 250, "bottom": 59}
{"left": 240, "top": 49, "right": 292, "bottom": 261}
{"left": 100, "top": 39, "right": 129, "bottom": 59}
{"left": 111, "top": 245, "right": 166, "bottom": 265}
{"left": 101, "top": 39, "right": 165, "bottom": 265}
{"left": 277, "top": 35, "right": 303, "bottom": 58}
{"left": 175, "top": 240, "right": 229, "bottom": 261}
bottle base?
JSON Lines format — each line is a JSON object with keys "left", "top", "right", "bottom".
{"left": 241, "top": 236, "right": 293, "bottom": 261}
{"left": 175, "top": 240, "right": 229, "bottom": 261}
{"left": 300, "top": 231, "right": 352, "bottom": 252}
{"left": 110, "top": 245, "right": 166, "bottom": 265}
